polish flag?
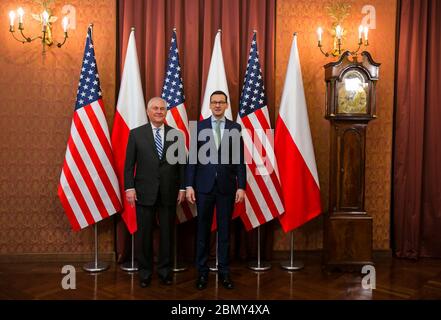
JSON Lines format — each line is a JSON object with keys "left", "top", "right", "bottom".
{"left": 275, "top": 34, "right": 322, "bottom": 232}
{"left": 200, "top": 30, "right": 232, "bottom": 121}
{"left": 111, "top": 29, "right": 147, "bottom": 234}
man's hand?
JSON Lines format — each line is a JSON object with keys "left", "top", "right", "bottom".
{"left": 235, "top": 189, "right": 245, "bottom": 203}
{"left": 125, "top": 189, "right": 137, "bottom": 207}
{"left": 177, "top": 190, "right": 186, "bottom": 204}
{"left": 186, "top": 187, "right": 196, "bottom": 204}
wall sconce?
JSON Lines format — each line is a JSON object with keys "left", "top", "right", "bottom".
{"left": 8, "top": 1, "right": 69, "bottom": 54}
{"left": 317, "top": 24, "right": 369, "bottom": 57}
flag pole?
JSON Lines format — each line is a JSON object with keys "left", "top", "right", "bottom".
{"left": 119, "top": 24, "right": 138, "bottom": 274}
{"left": 208, "top": 232, "right": 218, "bottom": 272}
{"left": 248, "top": 226, "right": 271, "bottom": 271}
{"left": 120, "top": 233, "right": 138, "bottom": 272}
{"left": 280, "top": 230, "right": 304, "bottom": 270}
{"left": 172, "top": 223, "right": 187, "bottom": 272}
{"left": 83, "top": 224, "right": 109, "bottom": 272}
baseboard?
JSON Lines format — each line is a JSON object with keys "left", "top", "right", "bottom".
{"left": 271, "top": 250, "right": 322, "bottom": 261}
{"left": 0, "top": 250, "right": 391, "bottom": 264}
{"left": 271, "top": 249, "right": 392, "bottom": 261}
{"left": 0, "top": 252, "right": 115, "bottom": 263}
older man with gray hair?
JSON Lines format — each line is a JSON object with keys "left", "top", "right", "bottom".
{"left": 124, "top": 97, "right": 186, "bottom": 288}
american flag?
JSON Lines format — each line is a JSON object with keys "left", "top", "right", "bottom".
{"left": 58, "top": 26, "right": 122, "bottom": 230}
{"left": 237, "top": 33, "right": 284, "bottom": 230}
{"left": 161, "top": 29, "right": 196, "bottom": 223}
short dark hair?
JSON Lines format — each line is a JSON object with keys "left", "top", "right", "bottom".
{"left": 210, "top": 90, "right": 228, "bottom": 103}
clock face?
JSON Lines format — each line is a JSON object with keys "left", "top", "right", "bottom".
{"left": 337, "top": 70, "right": 369, "bottom": 114}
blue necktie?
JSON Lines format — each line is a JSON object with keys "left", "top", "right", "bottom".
{"left": 154, "top": 127, "right": 163, "bottom": 158}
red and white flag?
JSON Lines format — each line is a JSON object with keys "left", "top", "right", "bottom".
{"left": 237, "top": 33, "right": 284, "bottom": 231}
{"left": 200, "top": 30, "right": 232, "bottom": 121}
{"left": 58, "top": 26, "right": 122, "bottom": 230}
{"left": 200, "top": 30, "right": 236, "bottom": 231}
{"left": 111, "top": 29, "right": 148, "bottom": 234}
{"left": 275, "top": 35, "right": 322, "bottom": 232}
{"left": 161, "top": 29, "right": 196, "bottom": 223}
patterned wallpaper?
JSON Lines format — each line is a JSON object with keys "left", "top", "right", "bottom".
{"left": 0, "top": 0, "right": 395, "bottom": 256}
{"left": 0, "top": 0, "right": 116, "bottom": 254}
{"left": 273, "top": 0, "right": 396, "bottom": 250}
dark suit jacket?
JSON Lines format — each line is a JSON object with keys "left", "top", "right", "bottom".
{"left": 185, "top": 116, "right": 246, "bottom": 195}
{"left": 124, "top": 123, "right": 186, "bottom": 206}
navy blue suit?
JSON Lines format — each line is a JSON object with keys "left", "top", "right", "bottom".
{"left": 186, "top": 116, "right": 246, "bottom": 276}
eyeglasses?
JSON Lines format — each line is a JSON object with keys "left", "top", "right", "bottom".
{"left": 150, "top": 106, "right": 167, "bottom": 112}
{"left": 210, "top": 101, "right": 227, "bottom": 106}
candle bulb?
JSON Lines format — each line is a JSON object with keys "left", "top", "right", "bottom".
{"left": 9, "top": 11, "right": 15, "bottom": 27}
{"left": 358, "top": 25, "right": 363, "bottom": 41}
{"left": 336, "top": 25, "right": 342, "bottom": 40}
{"left": 317, "top": 27, "right": 323, "bottom": 43}
{"left": 42, "top": 10, "right": 49, "bottom": 26}
{"left": 17, "top": 7, "right": 24, "bottom": 24}
{"left": 62, "top": 16, "right": 69, "bottom": 33}
{"left": 363, "top": 26, "right": 369, "bottom": 41}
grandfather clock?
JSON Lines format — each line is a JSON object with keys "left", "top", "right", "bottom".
{"left": 323, "top": 51, "right": 380, "bottom": 270}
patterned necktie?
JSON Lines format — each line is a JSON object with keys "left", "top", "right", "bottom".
{"left": 215, "top": 120, "right": 221, "bottom": 149}
{"left": 154, "top": 127, "right": 163, "bottom": 158}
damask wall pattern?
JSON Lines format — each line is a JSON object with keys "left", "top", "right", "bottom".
{"left": 0, "top": 0, "right": 396, "bottom": 256}
{"left": 274, "top": 0, "right": 397, "bottom": 250}
{"left": 0, "top": 0, "right": 117, "bottom": 255}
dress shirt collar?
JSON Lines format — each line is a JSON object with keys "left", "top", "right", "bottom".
{"left": 151, "top": 122, "right": 165, "bottom": 131}
{"left": 211, "top": 116, "right": 226, "bottom": 124}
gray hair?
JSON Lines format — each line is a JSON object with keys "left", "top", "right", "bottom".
{"left": 147, "top": 97, "right": 167, "bottom": 110}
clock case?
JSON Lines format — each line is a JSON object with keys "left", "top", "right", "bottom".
{"left": 323, "top": 51, "right": 381, "bottom": 271}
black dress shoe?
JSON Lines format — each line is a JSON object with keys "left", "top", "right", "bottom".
{"left": 196, "top": 275, "right": 208, "bottom": 290}
{"left": 159, "top": 274, "right": 173, "bottom": 285}
{"left": 219, "top": 275, "right": 234, "bottom": 289}
{"left": 139, "top": 276, "right": 151, "bottom": 288}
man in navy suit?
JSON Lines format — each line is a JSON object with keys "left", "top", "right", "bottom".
{"left": 186, "top": 90, "right": 246, "bottom": 290}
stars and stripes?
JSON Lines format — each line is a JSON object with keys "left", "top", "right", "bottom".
{"left": 58, "top": 26, "right": 122, "bottom": 231}
{"left": 161, "top": 29, "right": 196, "bottom": 223}
{"left": 237, "top": 33, "right": 284, "bottom": 230}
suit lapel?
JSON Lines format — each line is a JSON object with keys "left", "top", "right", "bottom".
{"left": 220, "top": 118, "right": 233, "bottom": 148}
{"left": 161, "top": 125, "right": 173, "bottom": 163}
{"left": 206, "top": 116, "right": 216, "bottom": 146}
{"left": 146, "top": 122, "right": 160, "bottom": 161}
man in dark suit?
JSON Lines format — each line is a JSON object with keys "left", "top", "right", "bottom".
{"left": 124, "top": 97, "right": 186, "bottom": 288}
{"left": 186, "top": 90, "right": 246, "bottom": 290}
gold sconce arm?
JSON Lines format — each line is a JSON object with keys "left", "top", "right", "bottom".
{"left": 317, "top": 24, "right": 370, "bottom": 58}
{"left": 8, "top": 3, "right": 70, "bottom": 54}
{"left": 57, "top": 32, "right": 68, "bottom": 48}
